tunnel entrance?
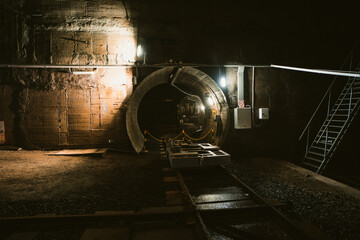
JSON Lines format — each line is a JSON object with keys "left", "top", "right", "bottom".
{"left": 138, "top": 84, "right": 207, "bottom": 138}
{"left": 126, "top": 67, "right": 230, "bottom": 153}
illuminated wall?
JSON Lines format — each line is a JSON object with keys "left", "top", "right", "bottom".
{"left": 0, "top": 0, "right": 137, "bottom": 148}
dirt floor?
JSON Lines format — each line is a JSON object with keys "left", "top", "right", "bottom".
{"left": 0, "top": 149, "right": 165, "bottom": 216}
{"left": 0, "top": 149, "right": 360, "bottom": 239}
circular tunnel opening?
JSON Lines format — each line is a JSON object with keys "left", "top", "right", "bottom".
{"left": 126, "top": 67, "right": 230, "bottom": 153}
{"left": 138, "top": 84, "right": 207, "bottom": 138}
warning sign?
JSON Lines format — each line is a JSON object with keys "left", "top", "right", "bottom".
{"left": 238, "top": 100, "right": 245, "bottom": 108}
{"left": 0, "top": 121, "right": 4, "bottom": 144}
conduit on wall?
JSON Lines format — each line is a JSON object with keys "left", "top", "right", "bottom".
{"left": 126, "top": 67, "right": 230, "bottom": 153}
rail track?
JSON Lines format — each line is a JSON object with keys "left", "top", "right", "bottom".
{"left": 0, "top": 141, "right": 328, "bottom": 240}
{"left": 168, "top": 166, "right": 328, "bottom": 240}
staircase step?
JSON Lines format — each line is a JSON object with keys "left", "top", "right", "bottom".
{"left": 334, "top": 103, "right": 357, "bottom": 107}
{"left": 310, "top": 146, "right": 328, "bottom": 151}
{"left": 316, "top": 135, "right": 336, "bottom": 140}
{"left": 307, "top": 151, "right": 325, "bottom": 157}
{"left": 325, "top": 119, "right": 346, "bottom": 123}
{"left": 316, "top": 141, "right": 334, "bottom": 146}
{"left": 302, "top": 161, "right": 320, "bottom": 169}
{"left": 328, "top": 114, "right": 349, "bottom": 117}
{"left": 304, "top": 156, "right": 323, "bottom": 163}
{"left": 340, "top": 91, "right": 360, "bottom": 96}
{"left": 321, "top": 125, "right": 342, "bottom": 129}
{"left": 319, "top": 130, "right": 340, "bottom": 136}
{"left": 331, "top": 107, "right": 351, "bottom": 113}
{"left": 336, "top": 97, "right": 360, "bottom": 101}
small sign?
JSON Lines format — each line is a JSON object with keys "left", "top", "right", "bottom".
{"left": 238, "top": 100, "right": 245, "bottom": 108}
{"left": 0, "top": 121, "right": 5, "bottom": 144}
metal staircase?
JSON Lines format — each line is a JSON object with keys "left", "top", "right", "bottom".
{"left": 301, "top": 76, "right": 360, "bottom": 174}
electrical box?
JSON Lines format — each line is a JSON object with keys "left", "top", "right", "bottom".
{"left": 259, "top": 108, "right": 269, "bottom": 120}
{"left": 234, "top": 107, "right": 252, "bottom": 129}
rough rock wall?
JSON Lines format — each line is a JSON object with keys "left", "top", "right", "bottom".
{"left": 0, "top": 0, "right": 136, "bottom": 148}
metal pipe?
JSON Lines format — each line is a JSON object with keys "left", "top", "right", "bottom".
{"left": 236, "top": 66, "right": 245, "bottom": 107}
{"left": 271, "top": 64, "right": 360, "bottom": 78}
{"left": 0, "top": 64, "right": 135, "bottom": 69}
{"left": 0, "top": 63, "right": 271, "bottom": 69}
{"left": 251, "top": 67, "right": 255, "bottom": 123}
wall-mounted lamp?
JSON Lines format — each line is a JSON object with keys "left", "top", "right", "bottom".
{"left": 136, "top": 44, "right": 146, "bottom": 65}
{"left": 137, "top": 44, "right": 143, "bottom": 57}
{"left": 220, "top": 77, "right": 226, "bottom": 88}
{"left": 205, "top": 93, "right": 214, "bottom": 106}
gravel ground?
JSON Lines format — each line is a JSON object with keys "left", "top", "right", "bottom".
{"left": 0, "top": 150, "right": 165, "bottom": 217}
{"left": 1, "top": 150, "right": 360, "bottom": 239}
{"left": 226, "top": 157, "right": 360, "bottom": 240}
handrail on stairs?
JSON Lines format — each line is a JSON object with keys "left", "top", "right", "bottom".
{"left": 298, "top": 77, "right": 337, "bottom": 141}
{"left": 316, "top": 78, "right": 356, "bottom": 143}
{"left": 297, "top": 42, "right": 359, "bottom": 142}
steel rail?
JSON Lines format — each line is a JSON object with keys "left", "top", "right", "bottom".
{"left": 219, "top": 166, "right": 313, "bottom": 240}
{"left": 176, "top": 171, "right": 212, "bottom": 240}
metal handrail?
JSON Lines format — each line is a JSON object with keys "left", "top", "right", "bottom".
{"left": 298, "top": 41, "right": 359, "bottom": 141}
{"left": 298, "top": 77, "right": 337, "bottom": 140}
{"left": 316, "top": 78, "right": 355, "bottom": 142}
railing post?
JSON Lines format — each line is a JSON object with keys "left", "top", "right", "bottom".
{"left": 306, "top": 126, "right": 310, "bottom": 154}
{"left": 318, "top": 91, "right": 333, "bottom": 173}
{"left": 348, "top": 84, "right": 353, "bottom": 117}
{"left": 317, "top": 91, "right": 332, "bottom": 144}
{"left": 327, "top": 91, "right": 331, "bottom": 117}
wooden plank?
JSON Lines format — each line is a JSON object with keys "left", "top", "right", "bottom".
{"left": 46, "top": 148, "right": 108, "bottom": 156}
{"left": 163, "top": 177, "right": 178, "bottom": 183}
{"left": 166, "top": 194, "right": 183, "bottom": 206}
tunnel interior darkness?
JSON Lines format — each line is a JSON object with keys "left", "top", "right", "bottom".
{"left": 138, "top": 84, "right": 184, "bottom": 136}
{"left": 138, "top": 83, "right": 207, "bottom": 137}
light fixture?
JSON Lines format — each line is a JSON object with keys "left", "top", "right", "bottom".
{"left": 200, "top": 105, "right": 205, "bottom": 111}
{"left": 137, "top": 44, "right": 143, "bottom": 57}
{"left": 70, "top": 68, "right": 97, "bottom": 75}
{"left": 207, "top": 97, "right": 214, "bottom": 105}
{"left": 220, "top": 77, "right": 226, "bottom": 88}
{"left": 72, "top": 71, "right": 95, "bottom": 75}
